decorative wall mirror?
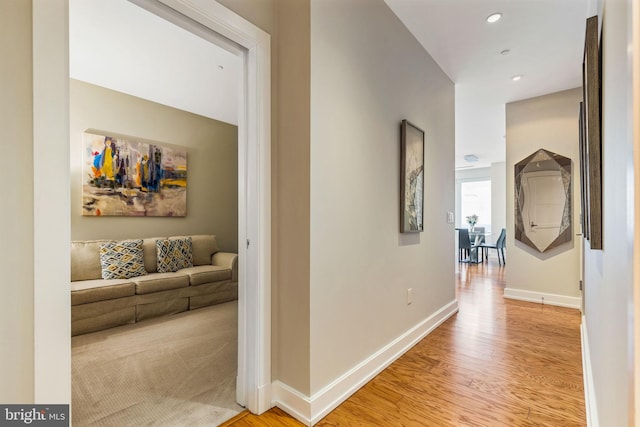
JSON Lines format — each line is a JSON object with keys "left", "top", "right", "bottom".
{"left": 514, "top": 149, "right": 572, "bottom": 253}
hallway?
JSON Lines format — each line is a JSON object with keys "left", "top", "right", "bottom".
{"left": 225, "top": 259, "right": 585, "bottom": 426}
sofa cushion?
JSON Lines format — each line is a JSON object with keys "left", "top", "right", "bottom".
{"left": 99, "top": 240, "right": 147, "bottom": 280}
{"left": 156, "top": 237, "right": 193, "bottom": 273}
{"left": 142, "top": 237, "right": 166, "bottom": 273}
{"left": 181, "top": 265, "right": 232, "bottom": 286}
{"left": 132, "top": 272, "right": 190, "bottom": 294}
{"left": 171, "top": 234, "right": 219, "bottom": 266}
{"left": 71, "top": 240, "right": 105, "bottom": 281}
{"left": 71, "top": 278, "right": 135, "bottom": 305}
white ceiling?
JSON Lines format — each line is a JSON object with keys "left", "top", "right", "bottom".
{"left": 71, "top": 0, "right": 592, "bottom": 169}
{"left": 385, "top": 0, "right": 590, "bottom": 169}
{"left": 69, "top": 0, "right": 241, "bottom": 125}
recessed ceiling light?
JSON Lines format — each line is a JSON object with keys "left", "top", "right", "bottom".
{"left": 486, "top": 13, "right": 502, "bottom": 23}
{"left": 511, "top": 75, "right": 523, "bottom": 81}
{"left": 500, "top": 49, "right": 510, "bottom": 56}
{"left": 464, "top": 154, "right": 479, "bottom": 163}
{"left": 218, "top": 65, "right": 224, "bottom": 70}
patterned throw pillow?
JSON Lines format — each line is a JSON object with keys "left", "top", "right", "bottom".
{"left": 99, "top": 240, "right": 147, "bottom": 280}
{"left": 156, "top": 237, "right": 193, "bottom": 273}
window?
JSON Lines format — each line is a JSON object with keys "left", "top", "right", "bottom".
{"left": 460, "top": 180, "right": 491, "bottom": 232}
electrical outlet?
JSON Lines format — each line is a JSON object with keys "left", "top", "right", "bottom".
{"left": 407, "top": 288, "right": 413, "bottom": 305}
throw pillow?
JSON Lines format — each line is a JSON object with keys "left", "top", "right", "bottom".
{"left": 156, "top": 237, "right": 193, "bottom": 273}
{"left": 99, "top": 240, "right": 147, "bottom": 280}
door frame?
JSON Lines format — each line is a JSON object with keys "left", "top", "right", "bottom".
{"left": 632, "top": 0, "right": 640, "bottom": 423}
{"left": 32, "top": 0, "right": 272, "bottom": 414}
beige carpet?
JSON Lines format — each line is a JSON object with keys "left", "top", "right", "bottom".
{"left": 72, "top": 300, "right": 243, "bottom": 426}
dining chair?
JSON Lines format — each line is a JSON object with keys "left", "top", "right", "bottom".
{"left": 458, "top": 228, "right": 479, "bottom": 262}
{"left": 481, "top": 228, "right": 506, "bottom": 265}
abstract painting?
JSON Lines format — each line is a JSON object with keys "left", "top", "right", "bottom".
{"left": 400, "top": 119, "right": 424, "bottom": 233}
{"left": 82, "top": 132, "right": 187, "bottom": 216}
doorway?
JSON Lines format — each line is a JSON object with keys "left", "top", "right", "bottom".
{"left": 32, "top": 0, "right": 271, "bottom": 415}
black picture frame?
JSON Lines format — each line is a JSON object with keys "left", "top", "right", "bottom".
{"left": 582, "top": 15, "right": 603, "bottom": 249}
{"left": 400, "top": 119, "right": 425, "bottom": 233}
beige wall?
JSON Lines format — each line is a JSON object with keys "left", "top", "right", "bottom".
{"left": 309, "top": 0, "right": 455, "bottom": 394}
{"left": 505, "top": 88, "right": 582, "bottom": 299}
{"left": 70, "top": 80, "right": 239, "bottom": 252}
{"left": 491, "top": 162, "right": 507, "bottom": 234}
{"left": 216, "top": 0, "right": 276, "bottom": 36}
{"left": 221, "top": 0, "right": 456, "bottom": 398}
{"left": 0, "top": 0, "right": 34, "bottom": 403}
{"left": 583, "top": 0, "right": 635, "bottom": 424}
{"left": 272, "top": 0, "right": 311, "bottom": 394}
{"left": 217, "top": 0, "right": 312, "bottom": 393}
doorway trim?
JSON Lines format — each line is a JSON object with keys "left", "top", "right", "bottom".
{"left": 33, "top": 0, "right": 272, "bottom": 414}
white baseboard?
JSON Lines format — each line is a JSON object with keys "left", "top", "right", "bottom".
{"left": 581, "top": 319, "right": 599, "bottom": 427}
{"left": 271, "top": 381, "right": 311, "bottom": 425}
{"left": 271, "top": 300, "right": 460, "bottom": 426}
{"left": 503, "top": 287, "right": 582, "bottom": 310}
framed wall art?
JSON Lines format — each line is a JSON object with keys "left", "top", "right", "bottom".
{"left": 582, "top": 15, "right": 602, "bottom": 249}
{"left": 82, "top": 131, "right": 187, "bottom": 217}
{"left": 578, "top": 101, "right": 590, "bottom": 240}
{"left": 400, "top": 119, "right": 425, "bottom": 233}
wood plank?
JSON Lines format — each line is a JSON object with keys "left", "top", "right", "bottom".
{"left": 224, "top": 260, "right": 586, "bottom": 426}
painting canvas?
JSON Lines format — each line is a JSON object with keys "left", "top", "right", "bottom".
{"left": 82, "top": 132, "right": 187, "bottom": 216}
{"left": 400, "top": 120, "right": 424, "bottom": 233}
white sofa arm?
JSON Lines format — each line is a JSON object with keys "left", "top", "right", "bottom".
{"left": 212, "top": 252, "right": 238, "bottom": 282}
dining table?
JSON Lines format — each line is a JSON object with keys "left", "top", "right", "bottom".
{"left": 455, "top": 228, "right": 493, "bottom": 263}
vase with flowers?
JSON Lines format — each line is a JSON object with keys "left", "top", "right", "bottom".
{"left": 466, "top": 214, "right": 478, "bottom": 232}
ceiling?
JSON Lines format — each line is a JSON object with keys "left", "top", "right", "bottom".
{"left": 69, "top": 0, "right": 241, "bottom": 125}
{"left": 385, "top": 0, "right": 591, "bottom": 169}
{"left": 71, "top": 0, "right": 593, "bottom": 169}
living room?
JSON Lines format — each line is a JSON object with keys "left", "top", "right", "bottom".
{"left": 68, "top": 0, "right": 243, "bottom": 424}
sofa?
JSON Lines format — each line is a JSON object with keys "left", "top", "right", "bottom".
{"left": 70, "top": 234, "right": 238, "bottom": 336}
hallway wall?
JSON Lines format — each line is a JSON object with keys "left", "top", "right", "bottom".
{"left": 505, "top": 88, "right": 582, "bottom": 306}
{"left": 217, "top": 0, "right": 313, "bottom": 395}
{"left": 0, "top": 0, "right": 34, "bottom": 403}
{"left": 491, "top": 162, "right": 507, "bottom": 235}
{"left": 223, "top": 1, "right": 456, "bottom": 410}
{"left": 310, "top": 0, "right": 455, "bottom": 396}
{"left": 582, "top": 0, "right": 635, "bottom": 424}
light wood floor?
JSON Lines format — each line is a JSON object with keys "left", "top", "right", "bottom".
{"left": 223, "top": 258, "right": 586, "bottom": 426}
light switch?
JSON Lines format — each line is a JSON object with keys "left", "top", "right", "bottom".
{"left": 447, "top": 211, "right": 455, "bottom": 224}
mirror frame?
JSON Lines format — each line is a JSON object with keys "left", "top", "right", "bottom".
{"left": 514, "top": 148, "right": 572, "bottom": 253}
